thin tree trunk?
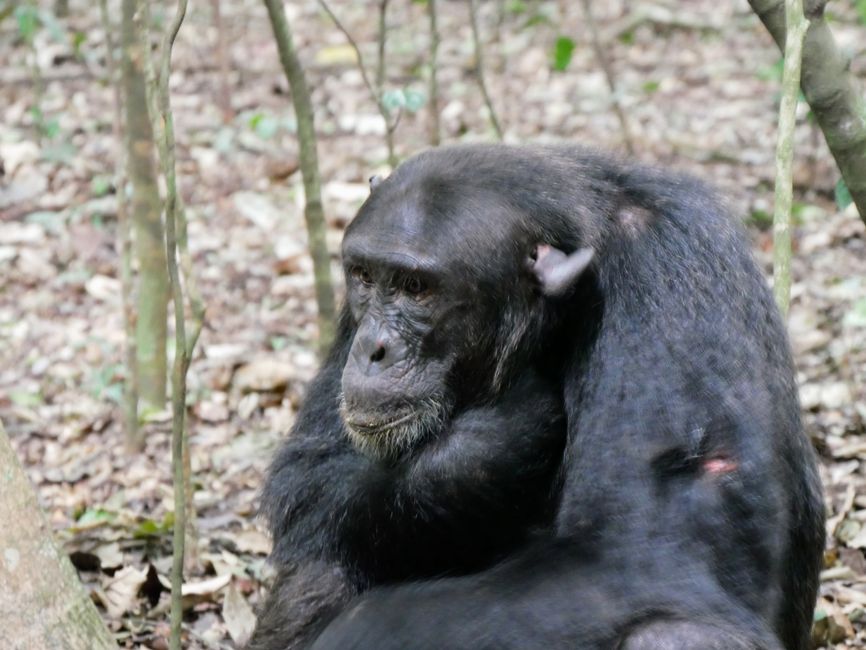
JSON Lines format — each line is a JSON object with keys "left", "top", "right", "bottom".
{"left": 427, "top": 0, "right": 441, "bottom": 146}
{"left": 578, "top": 0, "right": 635, "bottom": 154}
{"left": 772, "top": 0, "right": 808, "bottom": 317}
{"left": 468, "top": 0, "right": 503, "bottom": 139}
{"left": 750, "top": 0, "right": 866, "bottom": 224}
{"left": 375, "top": 0, "right": 397, "bottom": 166}
{"left": 264, "top": 0, "right": 337, "bottom": 353}
{"left": 0, "top": 421, "right": 115, "bottom": 649}
{"left": 122, "top": 0, "right": 168, "bottom": 411}
{"left": 100, "top": 0, "right": 140, "bottom": 449}
{"left": 139, "top": 1, "right": 195, "bottom": 646}
{"left": 211, "top": 0, "right": 233, "bottom": 122}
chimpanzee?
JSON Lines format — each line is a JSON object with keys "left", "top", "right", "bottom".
{"left": 249, "top": 144, "right": 824, "bottom": 650}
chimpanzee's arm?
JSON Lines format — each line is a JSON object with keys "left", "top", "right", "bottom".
{"left": 309, "top": 539, "right": 782, "bottom": 650}
{"left": 339, "top": 369, "right": 566, "bottom": 580}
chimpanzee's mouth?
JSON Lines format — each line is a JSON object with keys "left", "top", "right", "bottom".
{"left": 338, "top": 394, "right": 451, "bottom": 459}
{"left": 342, "top": 409, "right": 418, "bottom": 436}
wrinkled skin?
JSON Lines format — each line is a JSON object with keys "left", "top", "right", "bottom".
{"left": 249, "top": 144, "right": 824, "bottom": 650}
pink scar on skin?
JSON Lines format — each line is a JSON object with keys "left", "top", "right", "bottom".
{"left": 702, "top": 457, "right": 738, "bottom": 475}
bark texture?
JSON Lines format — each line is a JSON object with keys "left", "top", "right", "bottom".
{"left": 122, "top": 0, "right": 168, "bottom": 409}
{"left": 0, "top": 422, "right": 115, "bottom": 650}
{"left": 772, "top": 0, "right": 808, "bottom": 317}
{"left": 750, "top": 0, "right": 866, "bottom": 224}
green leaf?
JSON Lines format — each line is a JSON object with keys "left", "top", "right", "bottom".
{"left": 9, "top": 390, "right": 43, "bottom": 407}
{"left": 91, "top": 175, "right": 112, "bottom": 197}
{"left": 134, "top": 513, "right": 174, "bottom": 538}
{"left": 552, "top": 36, "right": 575, "bottom": 72}
{"left": 791, "top": 201, "right": 807, "bottom": 225}
{"left": 524, "top": 12, "right": 550, "bottom": 27}
{"left": 249, "top": 112, "right": 279, "bottom": 139}
{"left": 14, "top": 5, "right": 39, "bottom": 41}
{"left": 381, "top": 89, "right": 406, "bottom": 111}
{"left": 247, "top": 112, "right": 264, "bottom": 129}
{"left": 76, "top": 508, "right": 115, "bottom": 525}
{"left": 71, "top": 31, "right": 87, "bottom": 57}
{"left": 42, "top": 117, "right": 60, "bottom": 139}
{"left": 403, "top": 89, "right": 426, "bottom": 113}
{"left": 642, "top": 80, "right": 660, "bottom": 94}
{"left": 745, "top": 209, "right": 773, "bottom": 231}
{"left": 506, "top": 0, "right": 527, "bottom": 14}
{"left": 857, "top": 0, "right": 866, "bottom": 25}
{"left": 835, "top": 178, "right": 853, "bottom": 212}
{"left": 757, "top": 58, "right": 784, "bottom": 82}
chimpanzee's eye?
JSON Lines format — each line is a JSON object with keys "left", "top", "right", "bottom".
{"left": 402, "top": 276, "right": 427, "bottom": 296}
{"left": 351, "top": 266, "right": 373, "bottom": 285}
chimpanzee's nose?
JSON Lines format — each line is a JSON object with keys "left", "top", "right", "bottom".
{"left": 350, "top": 323, "right": 407, "bottom": 377}
{"left": 370, "top": 342, "right": 387, "bottom": 364}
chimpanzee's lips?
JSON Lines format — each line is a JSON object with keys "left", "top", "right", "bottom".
{"left": 343, "top": 409, "right": 417, "bottom": 435}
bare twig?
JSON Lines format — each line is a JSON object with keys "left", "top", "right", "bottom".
{"left": 139, "top": 1, "right": 195, "bottom": 648}
{"left": 579, "top": 0, "right": 635, "bottom": 154}
{"left": 376, "top": 0, "right": 397, "bottom": 166}
{"left": 427, "top": 0, "right": 441, "bottom": 145}
{"left": 99, "top": 0, "right": 139, "bottom": 449}
{"left": 468, "top": 0, "right": 503, "bottom": 139}
{"left": 139, "top": 0, "right": 204, "bottom": 576}
{"left": 210, "top": 0, "right": 233, "bottom": 122}
{"left": 375, "top": 0, "right": 388, "bottom": 95}
{"left": 263, "top": 0, "right": 337, "bottom": 352}
{"left": 772, "top": 0, "right": 809, "bottom": 317}
{"left": 317, "top": 0, "right": 399, "bottom": 166}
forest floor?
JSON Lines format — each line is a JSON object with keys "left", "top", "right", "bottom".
{"left": 1, "top": 0, "right": 866, "bottom": 648}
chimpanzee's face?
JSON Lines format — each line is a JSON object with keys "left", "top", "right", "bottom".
{"left": 338, "top": 180, "right": 495, "bottom": 459}
{"left": 338, "top": 166, "right": 592, "bottom": 460}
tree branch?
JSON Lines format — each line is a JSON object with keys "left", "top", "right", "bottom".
{"left": 750, "top": 0, "right": 866, "bottom": 224}
{"left": 263, "top": 0, "right": 337, "bottom": 351}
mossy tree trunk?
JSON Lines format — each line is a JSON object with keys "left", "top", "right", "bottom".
{"left": 0, "top": 421, "right": 115, "bottom": 649}
{"left": 750, "top": 0, "right": 866, "bottom": 224}
{"left": 122, "top": 0, "right": 168, "bottom": 411}
{"left": 771, "top": 0, "right": 808, "bottom": 317}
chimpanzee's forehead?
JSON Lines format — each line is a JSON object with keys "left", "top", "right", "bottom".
{"left": 343, "top": 176, "right": 519, "bottom": 269}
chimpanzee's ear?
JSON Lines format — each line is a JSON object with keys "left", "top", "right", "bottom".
{"left": 530, "top": 244, "right": 594, "bottom": 297}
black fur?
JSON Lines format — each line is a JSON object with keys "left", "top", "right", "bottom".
{"left": 249, "top": 144, "right": 824, "bottom": 650}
